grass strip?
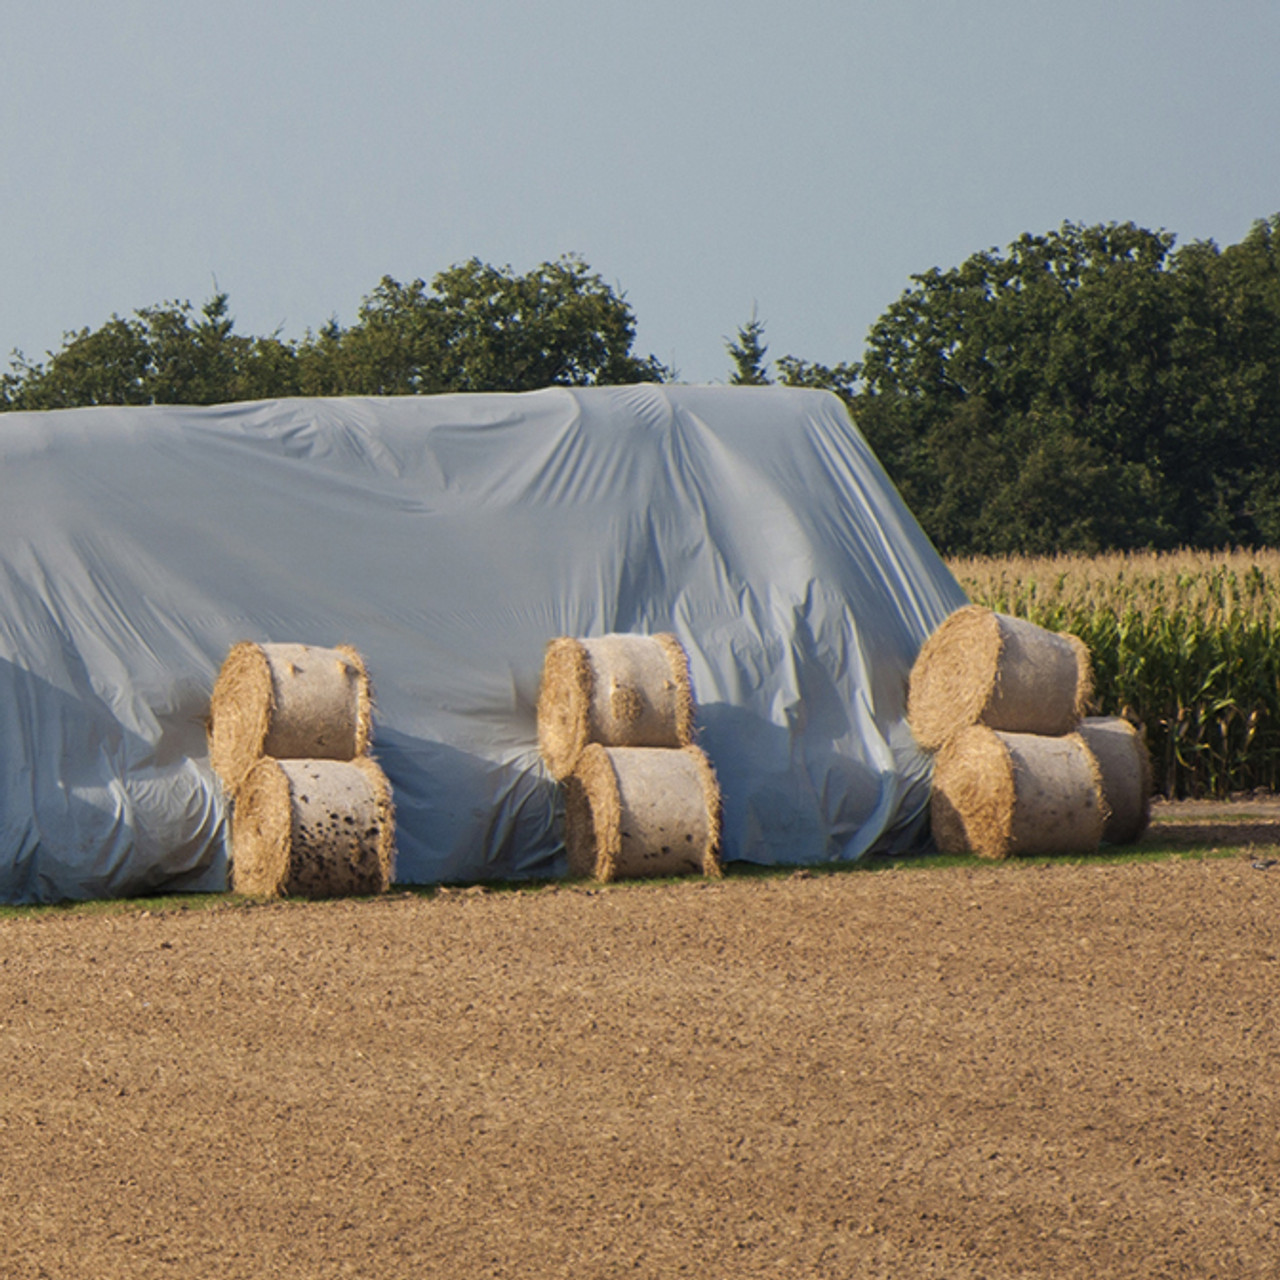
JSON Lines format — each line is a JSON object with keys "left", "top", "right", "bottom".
{"left": 2, "top": 831, "right": 1272, "bottom": 922}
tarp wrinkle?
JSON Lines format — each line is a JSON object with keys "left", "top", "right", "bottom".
{"left": 0, "top": 385, "right": 966, "bottom": 903}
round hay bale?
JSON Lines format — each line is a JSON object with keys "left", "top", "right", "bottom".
{"left": 537, "top": 633, "right": 695, "bottom": 779}
{"left": 231, "top": 757, "right": 395, "bottom": 898}
{"left": 209, "top": 642, "right": 373, "bottom": 793}
{"left": 908, "top": 605, "right": 1092, "bottom": 750}
{"left": 1078, "top": 716, "right": 1153, "bottom": 844}
{"left": 563, "top": 744, "right": 722, "bottom": 882}
{"left": 931, "top": 726, "right": 1105, "bottom": 859}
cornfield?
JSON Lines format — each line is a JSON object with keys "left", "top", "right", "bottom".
{"left": 948, "top": 549, "right": 1280, "bottom": 798}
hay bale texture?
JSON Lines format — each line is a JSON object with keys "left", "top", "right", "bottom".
{"left": 209, "top": 642, "right": 373, "bottom": 793}
{"left": 231, "top": 757, "right": 395, "bottom": 897}
{"left": 564, "top": 744, "right": 721, "bottom": 882}
{"left": 1078, "top": 716, "right": 1153, "bottom": 844}
{"left": 538, "top": 633, "right": 695, "bottom": 779}
{"left": 931, "top": 725, "right": 1105, "bottom": 859}
{"left": 908, "top": 606, "right": 1092, "bottom": 750}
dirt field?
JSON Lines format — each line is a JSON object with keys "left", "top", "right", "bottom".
{"left": 3, "top": 812, "right": 1279, "bottom": 1278}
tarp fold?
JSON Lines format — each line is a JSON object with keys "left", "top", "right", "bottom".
{"left": 0, "top": 385, "right": 966, "bottom": 902}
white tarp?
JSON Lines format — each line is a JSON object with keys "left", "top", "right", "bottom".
{"left": 0, "top": 384, "right": 967, "bottom": 903}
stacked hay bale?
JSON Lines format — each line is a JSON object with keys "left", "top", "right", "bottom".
{"left": 1078, "top": 715, "right": 1153, "bottom": 845}
{"left": 929, "top": 725, "right": 1107, "bottom": 860}
{"left": 909, "top": 606, "right": 1151, "bottom": 859}
{"left": 209, "top": 642, "right": 395, "bottom": 897}
{"left": 538, "top": 633, "right": 721, "bottom": 882}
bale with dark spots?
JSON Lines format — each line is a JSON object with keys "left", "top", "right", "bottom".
{"left": 537, "top": 633, "right": 695, "bottom": 779}
{"left": 231, "top": 757, "right": 395, "bottom": 898}
{"left": 1078, "top": 716, "right": 1153, "bottom": 844}
{"left": 564, "top": 744, "right": 721, "bottom": 882}
{"left": 931, "top": 726, "right": 1105, "bottom": 860}
{"left": 209, "top": 642, "right": 373, "bottom": 794}
{"left": 908, "top": 606, "right": 1092, "bottom": 751}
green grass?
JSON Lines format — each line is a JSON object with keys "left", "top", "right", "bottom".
{"left": 3, "top": 827, "right": 1270, "bottom": 922}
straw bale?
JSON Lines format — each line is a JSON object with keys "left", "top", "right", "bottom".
{"left": 931, "top": 726, "right": 1105, "bottom": 859}
{"left": 209, "top": 642, "right": 373, "bottom": 793}
{"left": 1078, "top": 716, "right": 1153, "bottom": 844}
{"left": 231, "top": 757, "right": 395, "bottom": 898}
{"left": 908, "top": 605, "right": 1092, "bottom": 750}
{"left": 563, "top": 744, "right": 722, "bottom": 882}
{"left": 537, "top": 633, "right": 695, "bottom": 779}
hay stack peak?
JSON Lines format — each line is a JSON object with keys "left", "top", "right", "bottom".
{"left": 908, "top": 606, "right": 1091, "bottom": 750}
{"left": 209, "top": 641, "right": 373, "bottom": 794}
{"left": 538, "top": 633, "right": 694, "bottom": 779}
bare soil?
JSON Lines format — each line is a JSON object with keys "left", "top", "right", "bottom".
{"left": 2, "top": 807, "right": 1279, "bottom": 1278}
{"left": 1148, "top": 795, "right": 1280, "bottom": 855}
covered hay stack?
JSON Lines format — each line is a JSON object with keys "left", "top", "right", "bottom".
{"left": 931, "top": 726, "right": 1105, "bottom": 859}
{"left": 231, "top": 757, "right": 395, "bottom": 898}
{"left": 908, "top": 606, "right": 1092, "bottom": 750}
{"left": 209, "top": 642, "right": 373, "bottom": 793}
{"left": 1078, "top": 716, "right": 1153, "bottom": 844}
{"left": 564, "top": 744, "right": 722, "bottom": 882}
{"left": 537, "top": 633, "right": 695, "bottom": 779}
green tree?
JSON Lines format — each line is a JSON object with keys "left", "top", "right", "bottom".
{"left": 4, "top": 314, "right": 152, "bottom": 409}
{"left": 2, "top": 254, "right": 667, "bottom": 409}
{"left": 2, "top": 293, "right": 299, "bottom": 409}
{"left": 775, "top": 355, "right": 859, "bottom": 401}
{"left": 1164, "top": 216, "right": 1280, "bottom": 544}
{"left": 302, "top": 255, "right": 668, "bottom": 395}
{"left": 843, "top": 220, "right": 1280, "bottom": 554}
{"left": 726, "top": 310, "right": 771, "bottom": 384}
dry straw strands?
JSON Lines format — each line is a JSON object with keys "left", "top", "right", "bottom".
{"left": 564, "top": 744, "right": 722, "bottom": 882}
{"left": 538, "top": 633, "right": 695, "bottom": 779}
{"left": 1078, "top": 716, "right": 1153, "bottom": 844}
{"left": 908, "top": 605, "right": 1092, "bottom": 750}
{"left": 931, "top": 726, "right": 1105, "bottom": 860}
{"left": 231, "top": 757, "right": 395, "bottom": 898}
{"left": 209, "top": 642, "right": 373, "bottom": 793}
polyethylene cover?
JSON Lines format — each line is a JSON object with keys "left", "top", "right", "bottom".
{"left": 0, "top": 384, "right": 966, "bottom": 902}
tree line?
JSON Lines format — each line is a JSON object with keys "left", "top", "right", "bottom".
{"left": 0, "top": 255, "right": 667, "bottom": 412}
{"left": 734, "top": 217, "right": 1280, "bottom": 555}
{"left": 6, "top": 219, "right": 1280, "bottom": 556}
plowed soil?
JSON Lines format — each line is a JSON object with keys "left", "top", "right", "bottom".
{"left": 3, "top": 814, "right": 1279, "bottom": 1278}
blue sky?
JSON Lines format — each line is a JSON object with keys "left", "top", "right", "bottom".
{"left": 3, "top": 0, "right": 1278, "bottom": 385}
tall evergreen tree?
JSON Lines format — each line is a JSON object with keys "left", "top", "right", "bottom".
{"left": 726, "top": 310, "right": 771, "bottom": 385}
